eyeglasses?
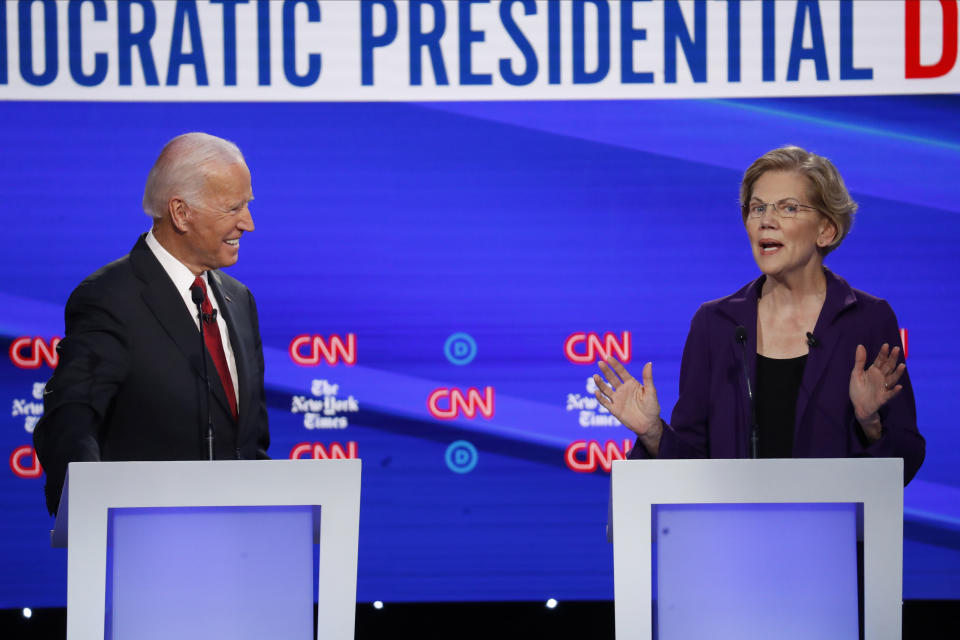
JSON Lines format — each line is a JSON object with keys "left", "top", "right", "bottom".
{"left": 745, "top": 198, "right": 818, "bottom": 219}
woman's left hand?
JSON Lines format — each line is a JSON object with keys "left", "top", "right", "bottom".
{"left": 848, "top": 343, "right": 905, "bottom": 441}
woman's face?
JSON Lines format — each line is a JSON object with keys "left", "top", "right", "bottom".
{"left": 745, "top": 171, "right": 837, "bottom": 279}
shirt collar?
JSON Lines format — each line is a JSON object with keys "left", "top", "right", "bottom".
{"left": 145, "top": 228, "right": 208, "bottom": 295}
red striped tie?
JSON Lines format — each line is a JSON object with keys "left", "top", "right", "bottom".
{"left": 192, "top": 276, "right": 238, "bottom": 420}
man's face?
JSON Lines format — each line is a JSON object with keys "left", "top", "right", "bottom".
{"left": 181, "top": 161, "right": 255, "bottom": 273}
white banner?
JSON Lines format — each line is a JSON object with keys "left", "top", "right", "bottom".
{"left": 0, "top": 0, "right": 957, "bottom": 101}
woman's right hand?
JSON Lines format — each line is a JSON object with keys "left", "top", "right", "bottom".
{"left": 594, "top": 357, "right": 663, "bottom": 450}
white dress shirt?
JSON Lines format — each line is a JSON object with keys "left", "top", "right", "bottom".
{"left": 145, "top": 229, "right": 240, "bottom": 412}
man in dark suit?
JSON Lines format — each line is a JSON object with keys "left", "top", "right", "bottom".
{"left": 34, "top": 132, "right": 270, "bottom": 515}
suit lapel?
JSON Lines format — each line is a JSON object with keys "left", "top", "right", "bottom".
{"left": 717, "top": 277, "right": 763, "bottom": 456}
{"left": 209, "top": 271, "right": 247, "bottom": 428}
{"left": 131, "top": 236, "right": 234, "bottom": 420}
{"left": 795, "top": 270, "right": 857, "bottom": 429}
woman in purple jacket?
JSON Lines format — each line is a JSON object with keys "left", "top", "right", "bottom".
{"left": 593, "top": 146, "right": 925, "bottom": 484}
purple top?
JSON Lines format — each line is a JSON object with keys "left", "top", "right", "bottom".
{"left": 629, "top": 269, "right": 925, "bottom": 485}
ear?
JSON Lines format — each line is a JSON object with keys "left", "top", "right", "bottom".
{"left": 817, "top": 216, "right": 838, "bottom": 248}
{"left": 168, "top": 198, "right": 190, "bottom": 233}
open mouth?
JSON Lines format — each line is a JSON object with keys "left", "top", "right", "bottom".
{"left": 759, "top": 240, "right": 783, "bottom": 255}
{"left": 224, "top": 238, "right": 240, "bottom": 247}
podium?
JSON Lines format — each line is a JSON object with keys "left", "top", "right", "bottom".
{"left": 52, "top": 459, "right": 361, "bottom": 640}
{"left": 609, "top": 458, "right": 903, "bottom": 640}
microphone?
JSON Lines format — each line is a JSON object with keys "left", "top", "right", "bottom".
{"left": 806, "top": 331, "right": 818, "bottom": 348}
{"left": 735, "top": 326, "right": 759, "bottom": 459}
{"left": 190, "top": 283, "right": 205, "bottom": 311}
{"left": 190, "top": 283, "right": 216, "bottom": 461}
{"left": 735, "top": 326, "right": 747, "bottom": 345}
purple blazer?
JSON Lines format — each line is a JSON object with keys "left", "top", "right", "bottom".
{"left": 629, "top": 269, "right": 925, "bottom": 485}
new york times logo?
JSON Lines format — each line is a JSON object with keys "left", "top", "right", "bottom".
{"left": 566, "top": 377, "right": 621, "bottom": 427}
{"left": 11, "top": 382, "right": 45, "bottom": 433}
{"left": 291, "top": 379, "right": 359, "bottom": 429}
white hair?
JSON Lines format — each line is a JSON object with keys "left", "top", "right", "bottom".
{"left": 142, "top": 132, "right": 245, "bottom": 219}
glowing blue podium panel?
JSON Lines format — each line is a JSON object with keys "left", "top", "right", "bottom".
{"left": 610, "top": 459, "right": 903, "bottom": 640}
{"left": 653, "top": 503, "right": 859, "bottom": 640}
{"left": 52, "top": 460, "right": 361, "bottom": 640}
{"left": 106, "top": 506, "right": 316, "bottom": 640}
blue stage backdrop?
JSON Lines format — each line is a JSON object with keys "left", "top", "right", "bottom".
{"left": 1, "top": 95, "right": 959, "bottom": 606}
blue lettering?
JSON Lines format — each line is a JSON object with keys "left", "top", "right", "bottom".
{"left": 257, "top": 0, "right": 270, "bottom": 85}
{"left": 620, "top": 0, "right": 653, "bottom": 84}
{"left": 547, "top": 0, "right": 560, "bottom": 84}
{"left": 18, "top": 0, "right": 58, "bottom": 86}
{"left": 573, "top": 0, "right": 609, "bottom": 84}
{"left": 409, "top": 0, "right": 448, "bottom": 85}
{"left": 283, "top": 0, "right": 321, "bottom": 87}
{"left": 361, "top": 0, "right": 397, "bottom": 86}
{"left": 118, "top": 0, "right": 158, "bottom": 86}
{"left": 664, "top": 0, "right": 705, "bottom": 83}
{"left": 839, "top": 0, "right": 871, "bottom": 80}
{"left": 787, "top": 0, "right": 828, "bottom": 81}
{"left": 68, "top": 0, "right": 108, "bottom": 87}
{"left": 762, "top": 0, "right": 774, "bottom": 81}
{"left": 1, "top": 0, "right": 8, "bottom": 84}
{"left": 726, "top": 0, "right": 740, "bottom": 82}
{"left": 499, "top": 0, "right": 537, "bottom": 86}
{"left": 168, "top": 0, "right": 208, "bottom": 85}
{"left": 211, "top": 0, "right": 248, "bottom": 86}
{"left": 459, "top": 0, "right": 491, "bottom": 85}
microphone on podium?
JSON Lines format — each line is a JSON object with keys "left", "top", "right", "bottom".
{"left": 735, "top": 326, "right": 759, "bottom": 459}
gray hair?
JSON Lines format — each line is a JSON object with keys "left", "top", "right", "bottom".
{"left": 142, "top": 132, "right": 245, "bottom": 219}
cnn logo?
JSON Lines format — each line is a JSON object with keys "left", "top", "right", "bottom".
{"left": 289, "top": 442, "right": 359, "bottom": 459}
{"left": 9, "top": 337, "right": 60, "bottom": 369}
{"left": 10, "top": 446, "right": 43, "bottom": 478}
{"left": 289, "top": 334, "right": 356, "bottom": 366}
{"left": 427, "top": 387, "right": 495, "bottom": 419}
{"left": 564, "top": 332, "right": 630, "bottom": 364}
{"left": 564, "top": 439, "right": 633, "bottom": 473}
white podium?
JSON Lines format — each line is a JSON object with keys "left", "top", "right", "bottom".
{"left": 52, "top": 459, "right": 361, "bottom": 640}
{"left": 610, "top": 458, "right": 903, "bottom": 640}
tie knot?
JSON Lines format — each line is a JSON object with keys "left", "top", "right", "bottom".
{"left": 192, "top": 275, "right": 208, "bottom": 296}
{"left": 191, "top": 276, "right": 214, "bottom": 322}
